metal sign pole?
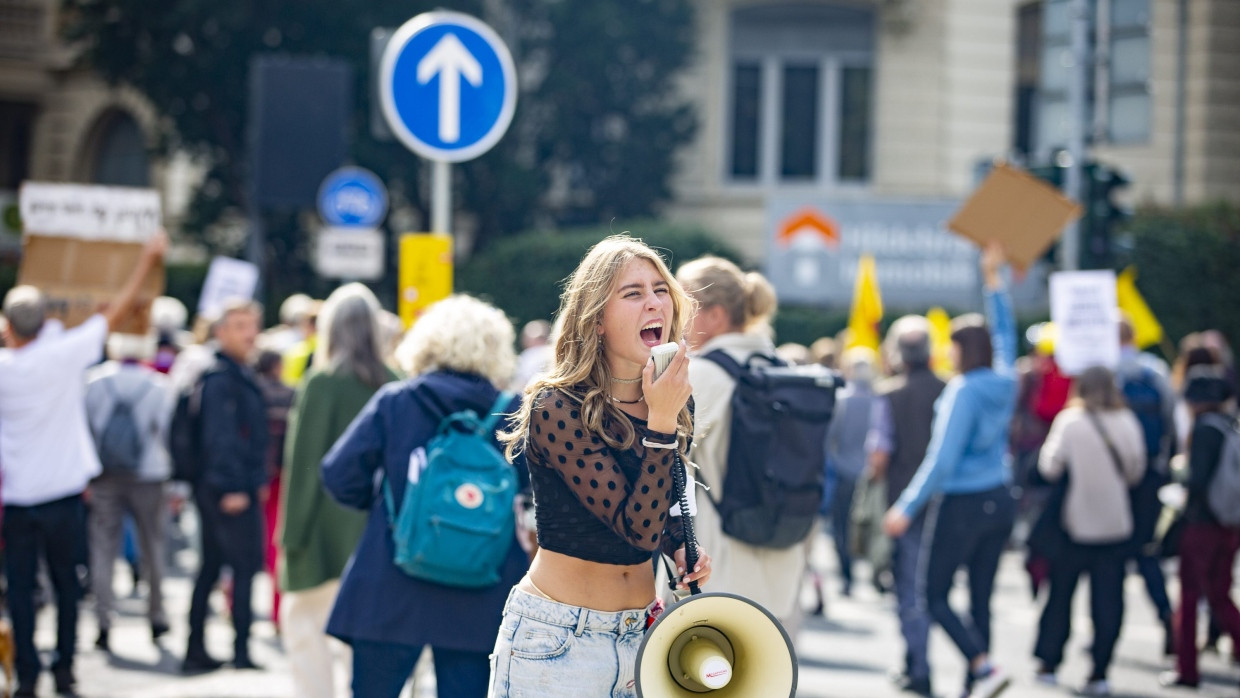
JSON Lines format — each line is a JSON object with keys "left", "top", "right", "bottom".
{"left": 432, "top": 159, "right": 451, "bottom": 235}
{"left": 1061, "top": 0, "right": 1091, "bottom": 272}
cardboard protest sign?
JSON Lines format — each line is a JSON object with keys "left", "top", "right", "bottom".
{"left": 1049, "top": 270, "right": 1120, "bottom": 375}
{"left": 947, "top": 162, "right": 1082, "bottom": 271}
{"left": 17, "top": 182, "right": 164, "bottom": 334}
{"left": 197, "top": 257, "right": 260, "bottom": 321}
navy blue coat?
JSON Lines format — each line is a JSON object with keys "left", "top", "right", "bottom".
{"left": 199, "top": 352, "right": 269, "bottom": 494}
{"left": 321, "top": 369, "right": 528, "bottom": 652}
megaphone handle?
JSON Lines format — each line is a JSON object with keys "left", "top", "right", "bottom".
{"left": 673, "top": 451, "right": 702, "bottom": 595}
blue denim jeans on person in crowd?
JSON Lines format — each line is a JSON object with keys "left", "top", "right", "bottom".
{"left": 351, "top": 639, "right": 490, "bottom": 698}
{"left": 894, "top": 512, "right": 931, "bottom": 683}
{"left": 830, "top": 473, "right": 858, "bottom": 595}
{"left": 487, "top": 587, "right": 654, "bottom": 698}
{"left": 1128, "top": 469, "right": 1172, "bottom": 619}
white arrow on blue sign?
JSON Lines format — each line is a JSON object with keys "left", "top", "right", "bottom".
{"left": 317, "top": 167, "right": 389, "bottom": 228}
{"left": 379, "top": 11, "right": 517, "bottom": 163}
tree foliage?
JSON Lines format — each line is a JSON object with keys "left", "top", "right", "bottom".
{"left": 456, "top": 221, "right": 742, "bottom": 330}
{"left": 1118, "top": 201, "right": 1240, "bottom": 353}
{"left": 63, "top": 0, "right": 697, "bottom": 305}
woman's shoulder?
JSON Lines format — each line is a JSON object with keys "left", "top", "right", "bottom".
{"left": 530, "top": 385, "right": 585, "bottom": 415}
{"left": 1051, "top": 405, "right": 1088, "bottom": 428}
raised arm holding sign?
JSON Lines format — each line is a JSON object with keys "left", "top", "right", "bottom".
{"left": 103, "top": 231, "right": 168, "bottom": 332}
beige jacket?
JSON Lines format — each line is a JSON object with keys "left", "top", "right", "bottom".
{"left": 688, "top": 332, "right": 807, "bottom": 625}
{"left": 1039, "top": 406, "right": 1147, "bottom": 544}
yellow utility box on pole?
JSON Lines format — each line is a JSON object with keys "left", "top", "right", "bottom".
{"left": 398, "top": 233, "right": 453, "bottom": 328}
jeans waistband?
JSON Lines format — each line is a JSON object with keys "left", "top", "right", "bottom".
{"left": 504, "top": 587, "right": 652, "bottom": 637}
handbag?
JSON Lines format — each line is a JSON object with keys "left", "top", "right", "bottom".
{"left": 1027, "top": 476, "right": 1069, "bottom": 559}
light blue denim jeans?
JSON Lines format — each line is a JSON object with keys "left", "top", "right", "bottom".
{"left": 487, "top": 587, "right": 654, "bottom": 698}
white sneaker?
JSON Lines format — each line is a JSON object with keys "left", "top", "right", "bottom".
{"left": 1079, "top": 679, "right": 1111, "bottom": 696}
{"left": 1034, "top": 670, "right": 1057, "bottom": 686}
{"left": 969, "top": 666, "right": 1011, "bottom": 698}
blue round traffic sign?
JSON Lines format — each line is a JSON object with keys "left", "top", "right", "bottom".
{"left": 317, "top": 167, "right": 389, "bottom": 228}
{"left": 380, "top": 12, "right": 517, "bottom": 163}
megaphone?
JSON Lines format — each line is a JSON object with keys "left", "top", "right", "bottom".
{"left": 635, "top": 592, "right": 797, "bottom": 697}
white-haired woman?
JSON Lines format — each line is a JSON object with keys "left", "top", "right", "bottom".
{"left": 322, "top": 294, "right": 528, "bottom": 698}
{"left": 490, "top": 235, "right": 711, "bottom": 698}
{"left": 277, "top": 283, "right": 398, "bottom": 698}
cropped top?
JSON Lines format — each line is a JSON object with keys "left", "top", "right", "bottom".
{"left": 526, "top": 388, "right": 688, "bottom": 566}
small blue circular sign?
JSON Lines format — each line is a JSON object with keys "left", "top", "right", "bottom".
{"left": 317, "top": 167, "right": 388, "bottom": 228}
{"left": 380, "top": 12, "right": 517, "bottom": 163}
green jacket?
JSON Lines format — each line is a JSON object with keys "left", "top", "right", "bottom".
{"left": 277, "top": 365, "right": 398, "bottom": 592}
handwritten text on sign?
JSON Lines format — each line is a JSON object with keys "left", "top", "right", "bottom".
{"left": 19, "top": 182, "right": 161, "bottom": 241}
{"left": 1050, "top": 270, "right": 1120, "bottom": 375}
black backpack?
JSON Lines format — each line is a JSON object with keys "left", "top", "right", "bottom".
{"left": 169, "top": 372, "right": 209, "bottom": 483}
{"left": 94, "top": 380, "right": 153, "bottom": 473}
{"left": 699, "top": 350, "right": 842, "bottom": 548}
{"left": 1120, "top": 366, "right": 1166, "bottom": 459}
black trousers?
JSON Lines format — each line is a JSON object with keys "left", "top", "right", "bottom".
{"left": 187, "top": 485, "right": 264, "bottom": 661}
{"left": 2, "top": 494, "right": 86, "bottom": 688}
{"left": 923, "top": 486, "right": 1016, "bottom": 665}
{"left": 1034, "top": 539, "right": 1127, "bottom": 680}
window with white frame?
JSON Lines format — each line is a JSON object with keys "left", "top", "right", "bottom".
{"left": 726, "top": 4, "right": 875, "bottom": 186}
{"left": 1035, "top": 0, "right": 1151, "bottom": 155}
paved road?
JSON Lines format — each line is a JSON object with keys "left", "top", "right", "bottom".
{"left": 19, "top": 534, "right": 1240, "bottom": 697}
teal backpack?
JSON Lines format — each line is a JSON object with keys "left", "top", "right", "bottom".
{"left": 383, "top": 391, "right": 517, "bottom": 588}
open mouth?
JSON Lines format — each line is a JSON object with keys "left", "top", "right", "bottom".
{"left": 640, "top": 321, "right": 664, "bottom": 346}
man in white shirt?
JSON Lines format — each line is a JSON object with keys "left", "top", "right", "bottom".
{"left": 0, "top": 232, "right": 165, "bottom": 698}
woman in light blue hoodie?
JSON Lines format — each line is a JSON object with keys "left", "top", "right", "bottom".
{"left": 883, "top": 242, "right": 1017, "bottom": 698}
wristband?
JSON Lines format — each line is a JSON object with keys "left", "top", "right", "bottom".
{"left": 641, "top": 437, "right": 677, "bottom": 450}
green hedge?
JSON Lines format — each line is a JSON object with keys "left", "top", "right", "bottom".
{"left": 1119, "top": 201, "right": 1240, "bottom": 354}
{"left": 456, "top": 221, "right": 744, "bottom": 331}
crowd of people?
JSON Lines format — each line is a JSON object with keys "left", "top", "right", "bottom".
{"left": 0, "top": 232, "right": 1237, "bottom": 698}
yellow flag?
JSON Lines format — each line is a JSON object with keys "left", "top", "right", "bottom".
{"left": 926, "top": 307, "right": 954, "bottom": 375}
{"left": 847, "top": 255, "right": 884, "bottom": 350}
{"left": 1116, "top": 266, "right": 1163, "bottom": 349}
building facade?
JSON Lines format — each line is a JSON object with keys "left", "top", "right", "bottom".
{"left": 0, "top": 0, "right": 171, "bottom": 242}
{"left": 666, "top": 0, "right": 1239, "bottom": 275}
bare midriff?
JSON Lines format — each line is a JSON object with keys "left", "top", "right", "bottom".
{"left": 519, "top": 548, "right": 655, "bottom": 612}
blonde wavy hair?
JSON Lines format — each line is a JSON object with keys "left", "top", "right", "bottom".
{"left": 500, "top": 235, "right": 695, "bottom": 458}
{"left": 395, "top": 294, "right": 516, "bottom": 386}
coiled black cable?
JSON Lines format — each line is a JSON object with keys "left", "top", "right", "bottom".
{"left": 671, "top": 450, "right": 701, "bottom": 595}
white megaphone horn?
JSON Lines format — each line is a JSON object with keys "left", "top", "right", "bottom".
{"left": 634, "top": 591, "right": 797, "bottom": 697}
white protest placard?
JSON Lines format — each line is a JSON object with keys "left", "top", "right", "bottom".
{"left": 198, "top": 257, "right": 260, "bottom": 320}
{"left": 1050, "top": 270, "right": 1120, "bottom": 375}
{"left": 19, "top": 182, "right": 161, "bottom": 241}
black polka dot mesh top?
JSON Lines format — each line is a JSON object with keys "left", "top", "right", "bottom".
{"left": 526, "top": 387, "right": 687, "bottom": 566}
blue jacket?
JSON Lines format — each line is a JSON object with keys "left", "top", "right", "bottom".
{"left": 321, "top": 369, "right": 528, "bottom": 652}
{"left": 198, "top": 352, "right": 268, "bottom": 494}
{"left": 895, "top": 290, "right": 1017, "bottom": 518}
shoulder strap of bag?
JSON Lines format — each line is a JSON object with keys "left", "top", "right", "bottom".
{"left": 101, "top": 375, "right": 153, "bottom": 425}
{"left": 478, "top": 391, "right": 516, "bottom": 437}
{"left": 1086, "top": 409, "right": 1128, "bottom": 483}
{"left": 701, "top": 350, "right": 743, "bottom": 381}
{"left": 384, "top": 383, "right": 449, "bottom": 527}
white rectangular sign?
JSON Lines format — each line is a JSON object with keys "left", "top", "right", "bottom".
{"left": 316, "top": 228, "right": 384, "bottom": 280}
{"left": 19, "top": 182, "right": 162, "bottom": 241}
{"left": 198, "top": 257, "right": 260, "bottom": 320}
{"left": 1050, "top": 270, "right": 1120, "bottom": 375}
